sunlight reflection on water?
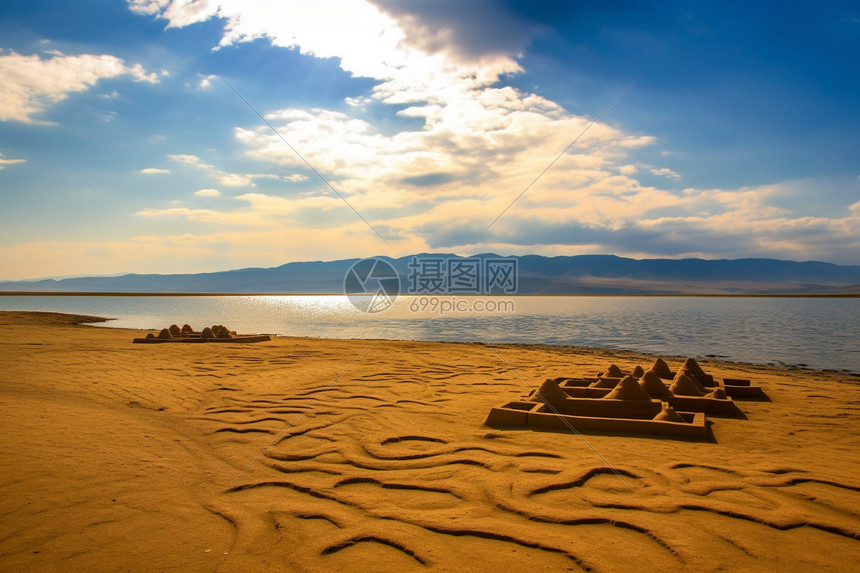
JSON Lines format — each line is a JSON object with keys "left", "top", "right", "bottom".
{"left": 1, "top": 295, "right": 856, "bottom": 373}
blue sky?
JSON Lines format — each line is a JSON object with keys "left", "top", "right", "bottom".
{"left": 0, "top": 0, "right": 858, "bottom": 280}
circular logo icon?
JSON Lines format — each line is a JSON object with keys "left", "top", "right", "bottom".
{"left": 344, "top": 257, "right": 400, "bottom": 313}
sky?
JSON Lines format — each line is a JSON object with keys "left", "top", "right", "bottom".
{"left": 0, "top": 0, "right": 858, "bottom": 280}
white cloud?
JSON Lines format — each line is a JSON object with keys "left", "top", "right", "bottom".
{"left": 136, "top": 206, "right": 269, "bottom": 226}
{"left": 197, "top": 74, "right": 218, "bottom": 89}
{"left": 648, "top": 166, "right": 681, "bottom": 180}
{"left": 139, "top": 167, "right": 170, "bottom": 174}
{"left": 168, "top": 153, "right": 265, "bottom": 188}
{"left": 126, "top": 2, "right": 860, "bottom": 266}
{"left": 284, "top": 173, "right": 309, "bottom": 182}
{"left": 136, "top": 191, "right": 344, "bottom": 227}
{"left": 132, "top": 1, "right": 645, "bottom": 220}
{"left": 0, "top": 50, "right": 162, "bottom": 123}
{"left": 127, "top": 0, "right": 170, "bottom": 16}
{"left": 218, "top": 173, "right": 254, "bottom": 187}
{"left": 0, "top": 153, "right": 26, "bottom": 170}
{"left": 168, "top": 153, "right": 212, "bottom": 168}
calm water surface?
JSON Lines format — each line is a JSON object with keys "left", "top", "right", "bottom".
{"left": 1, "top": 295, "right": 857, "bottom": 373}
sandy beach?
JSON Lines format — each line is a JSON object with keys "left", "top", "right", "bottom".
{"left": 1, "top": 311, "right": 858, "bottom": 572}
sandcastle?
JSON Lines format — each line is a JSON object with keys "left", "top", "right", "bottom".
{"left": 485, "top": 378, "right": 708, "bottom": 440}
{"left": 485, "top": 357, "right": 768, "bottom": 440}
{"left": 133, "top": 323, "right": 271, "bottom": 344}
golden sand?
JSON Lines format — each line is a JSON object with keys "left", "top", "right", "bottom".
{"left": 1, "top": 311, "right": 858, "bottom": 572}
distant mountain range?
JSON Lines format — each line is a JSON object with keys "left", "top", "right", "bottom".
{"left": 2, "top": 254, "right": 859, "bottom": 295}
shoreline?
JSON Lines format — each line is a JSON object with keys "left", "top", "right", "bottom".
{"left": 2, "top": 291, "right": 858, "bottom": 297}
{"left": 16, "top": 310, "right": 860, "bottom": 376}
{"left": 98, "top": 318, "right": 860, "bottom": 378}
{"left": 2, "top": 311, "right": 859, "bottom": 571}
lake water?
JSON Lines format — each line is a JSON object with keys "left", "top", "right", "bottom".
{"left": 1, "top": 295, "right": 857, "bottom": 373}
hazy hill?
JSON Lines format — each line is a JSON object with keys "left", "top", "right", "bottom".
{"left": 1, "top": 254, "right": 859, "bottom": 294}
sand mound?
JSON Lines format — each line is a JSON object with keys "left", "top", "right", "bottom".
{"left": 602, "top": 364, "right": 624, "bottom": 378}
{"left": 681, "top": 357, "right": 709, "bottom": 379}
{"left": 604, "top": 375, "right": 653, "bottom": 401}
{"left": 157, "top": 328, "right": 172, "bottom": 340}
{"left": 590, "top": 378, "right": 620, "bottom": 389}
{"left": 200, "top": 327, "right": 215, "bottom": 339}
{"left": 653, "top": 403, "right": 685, "bottom": 422}
{"left": 181, "top": 324, "right": 193, "bottom": 334}
{"left": 706, "top": 388, "right": 728, "bottom": 399}
{"left": 631, "top": 365, "right": 645, "bottom": 377}
{"left": 145, "top": 332, "right": 155, "bottom": 339}
{"left": 639, "top": 371, "right": 672, "bottom": 399}
{"left": 168, "top": 324, "right": 181, "bottom": 336}
{"left": 535, "top": 379, "right": 570, "bottom": 408}
{"left": 670, "top": 372, "right": 707, "bottom": 396}
{"left": 651, "top": 357, "right": 671, "bottom": 373}
{"left": 216, "top": 326, "right": 232, "bottom": 339}
{"left": 677, "top": 368, "right": 708, "bottom": 393}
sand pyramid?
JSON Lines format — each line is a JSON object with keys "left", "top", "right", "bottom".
{"left": 201, "top": 327, "right": 215, "bottom": 339}
{"left": 591, "top": 378, "right": 620, "bottom": 389}
{"left": 216, "top": 326, "right": 233, "bottom": 339}
{"left": 706, "top": 387, "right": 727, "bottom": 399}
{"left": 631, "top": 365, "right": 645, "bottom": 377}
{"left": 653, "top": 403, "right": 685, "bottom": 422}
{"left": 602, "top": 364, "right": 624, "bottom": 378}
{"left": 681, "top": 357, "right": 708, "bottom": 379}
{"left": 157, "top": 328, "right": 172, "bottom": 340}
{"left": 651, "top": 357, "right": 671, "bottom": 373}
{"left": 168, "top": 324, "right": 181, "bottom": 336}
{"left": 639, "top": 371, "right": 672, "bottom": 399}
{"left": 670, "top": 372, "right": 707, "bottom": 396}
{"left": 535, "top": 379, "right": 570, "bottom": 408}
{"left": 604, "top": 376, "right": 652, "bottom": 401}
{"left": 676, "top": 368, "right": 707, "bottom": 393}
{"left": 181, "top": 324, "right": 193, "bottom": 334}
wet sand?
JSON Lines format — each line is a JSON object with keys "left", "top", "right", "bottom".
{"left": 0, "top": 311, "right": 858, "bottom": 571}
